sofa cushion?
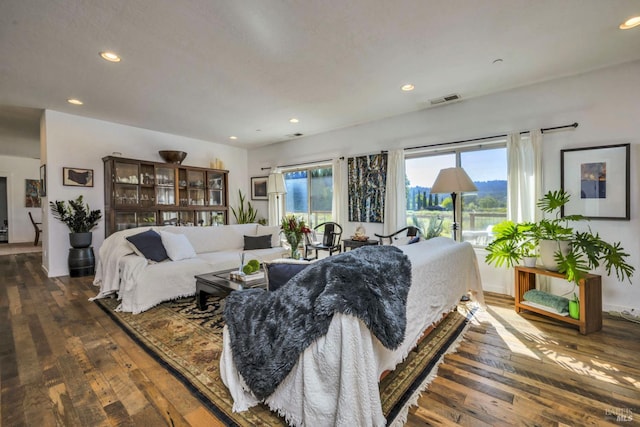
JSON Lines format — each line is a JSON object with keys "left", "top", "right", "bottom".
{"left": 264, "top": 259, "right": 311, "bottom": 291}
{"left": 244, "top": 234, "right": 272, "bottom": 250}
{"left": 257, "top": 225, "right": 281, "bottom": 247}
{"left": 126, "top": 229, "right": 169, "bottom": 262}
{"left": 160, "top": 230, "right": 197, "bottom": 261}
{"left": 162, "top": 224, "right": 258, "bottom": 253}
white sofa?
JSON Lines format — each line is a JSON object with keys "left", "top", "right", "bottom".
{"left": 92, "top": 223, "right": 287, "bottom": 313}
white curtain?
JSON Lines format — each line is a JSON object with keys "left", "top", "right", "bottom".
{"left": 507, "top": 130, "right": 543, "bottom": 223}
{"left": 331, "top": 157, "right": 346, "bottom": 226}
{"left": 506, "top": 130, "right": 543, "bottom": 294}
{"left": 383, "top": 149, "right": 406, "bottom": 236}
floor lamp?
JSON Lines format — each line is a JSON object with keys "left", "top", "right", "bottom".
{"left": 430, "top": 167, "right": 477, "bottom": 241}
{"left": 267, "top": 171, "right": 287, "bottom": 225}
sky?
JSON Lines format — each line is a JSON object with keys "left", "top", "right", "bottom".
{"left": 405, "top": 148, "right": 507, "bottom": 187}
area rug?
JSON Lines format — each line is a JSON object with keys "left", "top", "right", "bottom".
{"left": 95, "top": 296, "right": 476, "bottom": 426}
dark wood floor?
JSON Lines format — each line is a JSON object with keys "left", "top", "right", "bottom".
{"left": 2, "top": 252, "right": 639, "bottom": 426}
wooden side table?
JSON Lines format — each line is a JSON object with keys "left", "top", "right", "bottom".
{"left": 514, "top": 266, "right": 602, "bottom": 335}
{"left": 342, "top": 239, "right": 379, "bottom": 252}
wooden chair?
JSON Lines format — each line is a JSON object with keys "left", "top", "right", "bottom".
{"left": 28, "top": 212, "right": 42, "bottom": 246}
{"left": 374, "top": 226, "right": 421, "bottom": 245}
{"left": 304, "top": 222, "right": 343, "bottom": 260}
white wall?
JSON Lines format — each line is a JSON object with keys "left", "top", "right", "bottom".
{"left": 248, "top": 60, "right": 640, "bottom": 313}
{"left": 43, "top": 110, "right": 248, "bottom": 277}
{"left": 0, "top": 155, "right": 42, "bottom": 243}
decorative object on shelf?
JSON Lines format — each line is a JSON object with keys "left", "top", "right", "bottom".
{"left": 352, "top": 224, "right": 367, "bottom": 241}
{"left": 569, "top": 293, "right": 580, "bottom": 319}
{"left": 561, "top": 143, "right": 630, "bottom": 220}
{"left": 231, "top": 190, "right": 257, "bottom": 223}
{"left": 159, "top": 150, "right": 188, "bottom": 164}
{"left": 25, "top": 179, "right": 41, "bottom": 208}
{"left": 485, "top": 189, "right": 634, "bottom": 285}
{"left": 430, "top": 167, "right": 477, "bottom": 241}
{"left": 280, "top": 215, "right": 310, "bottom": 259}
{"left": 251, "top": 176, "right": 269, "bottom": 200}
{"left": 63, "top": 167, "right": 94, "bottom": 187}
{"left": 348, "top": 153, "right": 387, "bottom": 223}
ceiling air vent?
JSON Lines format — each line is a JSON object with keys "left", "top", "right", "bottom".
{"left": 285, "top": 133, "right": 304, "bottom": 138}
{"left": 429, "top": 93, "right": 461, "bottom": 106}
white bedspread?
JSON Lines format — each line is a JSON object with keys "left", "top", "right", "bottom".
{"left": 220, "top": 237, "right": 483, "bottom": 426}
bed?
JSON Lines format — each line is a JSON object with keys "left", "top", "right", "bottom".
{"left": 220, "top": 237, "right": 484, "bottom": 426}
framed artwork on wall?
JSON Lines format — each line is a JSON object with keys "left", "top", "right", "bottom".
{"left": 39, "top": 164, "right": 46, "bottom": 197}
{"left": 25, "top": 179, "right": 41, "bottom": 207}
{"left": 251, "top": 176, "right": 269, "bottom": 200}
{"left": 63, "top": 167, "right": 94, "bottom": 187}
{"left": 560, "top": 143, "right": 630, "bottom": 220}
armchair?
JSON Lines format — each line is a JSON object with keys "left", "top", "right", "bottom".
{"left": 374, "top": 226, "right": 421, "bottom": 245}
{"left": 304, "top": 222, "right": 342, "bottom": 260}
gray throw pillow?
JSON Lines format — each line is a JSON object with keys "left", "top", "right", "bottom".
{"left": 244, "top": 234, "right": 272, "bottom": 250}
{"left": 126, "top": 229, "right": 169, "bottom": 262}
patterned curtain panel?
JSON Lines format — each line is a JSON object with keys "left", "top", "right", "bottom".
{"left": 347, "top": 153, "right": 387, "bottom": 223}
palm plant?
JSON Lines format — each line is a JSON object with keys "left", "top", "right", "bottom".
{"left": 485, "top": 190, "right": 634, "bottom": 284}
{"left": 49, "top": 195, "right": 102, "bottom": 233}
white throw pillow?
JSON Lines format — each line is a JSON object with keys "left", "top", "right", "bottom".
{"left": 159, "top": 230, "right": 197, "bottom": 261}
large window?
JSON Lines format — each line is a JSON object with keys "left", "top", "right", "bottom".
{"left": 283, "top": 165, "right": 333, "bottom": 228}
{"left": 405, "top": 143, "right": 507, "bottom": 246}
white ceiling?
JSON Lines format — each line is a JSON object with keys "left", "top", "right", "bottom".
{"left": 1, "top": 0, "right": 639, "bottom": 149}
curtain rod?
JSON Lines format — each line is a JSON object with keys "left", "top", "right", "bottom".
{"left": 261, "top": 149, "right": 389, "bottom": 171}
{"left": 404, "top": 122, "right": 578, "bottom": 152}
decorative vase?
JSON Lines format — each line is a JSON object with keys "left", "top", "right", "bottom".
{"left": 285, "top": 233, "right": 302, "bottom": 260}
{"left": 69, "top": 232, "right": 92, "bottom": 249}
{"left": 569, "top": 300, "right": 580, "bottom": 319}
{"left": 539, "top": 240, "right": 570, "bottom": 271}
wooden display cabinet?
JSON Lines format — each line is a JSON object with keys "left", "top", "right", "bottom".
{"left": 103, "top": 156, "right": 229, "bottom": 236}
{"left": 514, "top": 266, "right": 602, "bottom": 335}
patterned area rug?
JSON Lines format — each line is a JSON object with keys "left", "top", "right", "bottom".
{"left": 95, "top": 295, "right": 475, "bottom": 426}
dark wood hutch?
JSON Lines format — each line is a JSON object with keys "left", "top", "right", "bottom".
{"left": 103, "top": 156, "right": 229, "bottom": 236}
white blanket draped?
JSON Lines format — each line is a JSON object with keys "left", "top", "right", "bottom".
{"left": 220, "top": 237, "right": 483, "bottom": 426}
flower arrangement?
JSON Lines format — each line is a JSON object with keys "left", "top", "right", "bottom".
{"left": 281, "top": 215, "right": 311, "bottom": 259}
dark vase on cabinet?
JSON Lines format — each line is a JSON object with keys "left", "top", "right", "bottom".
{"left": 103, "top": 156, "right": 229, "bottom": 237}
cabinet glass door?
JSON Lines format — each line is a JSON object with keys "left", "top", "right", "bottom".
{"left": 160, "top": 211, "right": 179, "bottom": 225}
{"left": 207, "top": 171, "right": 225, "bottom": 206}
{"left": 115, "top": 212, "right": 137, "bottom": 231}
{"left": 188, "top": 170, "right": 205, "bottom": 206}
{"left": 155, "top": 166, "right": 175, "bottom": 205}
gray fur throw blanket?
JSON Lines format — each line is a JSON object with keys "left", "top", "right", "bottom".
{"left": 223, "top": 245, "right": 412, "bottom": 400}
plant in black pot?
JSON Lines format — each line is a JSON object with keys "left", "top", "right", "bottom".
{"left": 485, "top": 189, "right": 634, "bottom": 285}
{"left": 50, "top": 195, "right": 102, "bottom": 248}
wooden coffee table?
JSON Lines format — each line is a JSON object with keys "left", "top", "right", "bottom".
{"left": 194, "top": 267, "right": 267, "bottom": 310}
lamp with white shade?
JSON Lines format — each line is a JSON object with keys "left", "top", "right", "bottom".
{"left": 430, "top": 167, "right": 477, "bottom": 241}
{"left": 267, "top": 171, "right": 287, "bottom": 224}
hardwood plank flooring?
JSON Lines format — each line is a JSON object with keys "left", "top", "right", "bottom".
{"left": 1, "top": 253, "right": 639, "bottom": 426}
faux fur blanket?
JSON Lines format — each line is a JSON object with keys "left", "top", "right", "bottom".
{"left": 223, "top": 245, "right": 412, "bottom": 400}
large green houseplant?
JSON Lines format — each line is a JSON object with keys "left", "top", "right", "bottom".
{"left": 485, "top": 190, "right": 634, "bottom": 284}
{"left": 50, "top": 195, "right": 102, "bottom": 248}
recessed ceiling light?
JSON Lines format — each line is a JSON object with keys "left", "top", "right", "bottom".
{"left": 620, "top": 16, "right": 640, "bottom": 29}
{"left": 289, "top": 118, "right": 299, "bottom": 123}
{"left": 100, "top": 51, "right": 121, "bottom": 62}
{"left": 229, "top": 136, "right": 238, "bottom": 140}
{"left": 401, "top": 84, "right": 415, "bottom": 91}
{"left": 67, "top": 98, "right": 83, "bottom": 105}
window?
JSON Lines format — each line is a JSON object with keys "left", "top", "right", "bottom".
{"left": 405, "top": 142, "right": 507, "bottom": 246}
{"left": 283, "top": 166, "right": 333, "bottom": 228}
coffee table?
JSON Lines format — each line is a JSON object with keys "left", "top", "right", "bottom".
{"left": 195, "top": 267, "right": 267, "bottom": 310}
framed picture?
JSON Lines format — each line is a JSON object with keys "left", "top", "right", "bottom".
{"left": 25, "top": 179, "right": 41, "bottom": 207}
{"left": 39, "top": 164, "right": 46, "bottom": 197}
{"left": 63, "top": 167, "right": 94, "bottom": 187}
{"left": 561, "top": 143, "right": 630, "bottom": 220}
{"left": 251, "top": 176, "right": 269, "bottom": 200}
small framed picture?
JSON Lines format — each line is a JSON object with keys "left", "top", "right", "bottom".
{"left": 63, "top": 167, "right": 94, "bottom": 187}
{"left": 561, "top": 143, "right": 630, "bottom": 220}
{"left": 251, "top": 176, "right": 269, "bottom": 200}
{"left": 39, "top": 164, "right": 47, "bottom": 197}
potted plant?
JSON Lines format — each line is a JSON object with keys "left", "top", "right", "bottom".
{"left": 230, "top": 190, "right": 257, "bottom": 224}
{"left": 50, "top": 195, "right": 102, "bottom": 248}
{"left": 485, "top": 190, "right": 634, "bottom": 284}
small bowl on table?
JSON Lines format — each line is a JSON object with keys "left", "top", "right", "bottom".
{"left": 159, "top": 150, "right": 187, "bottom": 164}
